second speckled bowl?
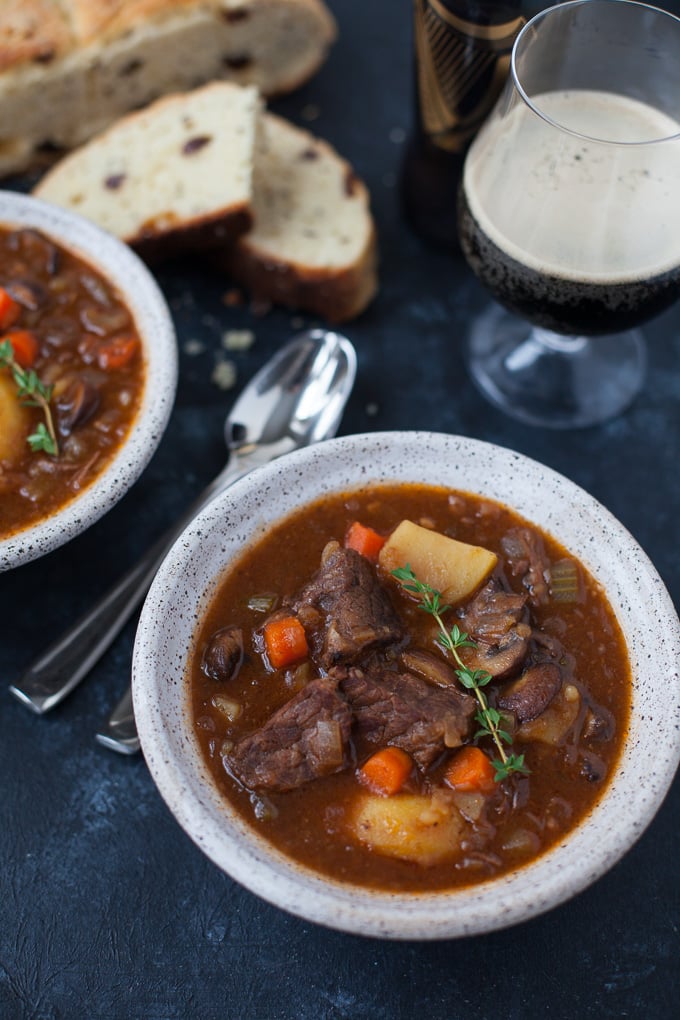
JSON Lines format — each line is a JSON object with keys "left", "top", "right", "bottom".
{"left": 132, "top": 431, "right": 680, "bottom": 939}
{"left": 0, "top": 190, "right": 177, "bottom": 570}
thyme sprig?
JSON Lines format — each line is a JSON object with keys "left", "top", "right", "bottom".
{"left": 0, "top": 339, "right": 59, "bottom": 456}
{"left": 392, "top": 564, "right": 529, "bottom": 782}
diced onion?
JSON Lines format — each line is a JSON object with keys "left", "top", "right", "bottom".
{"left": 451, "top": 790, "right": 486, "bottom": 822}
{"left": 501, "top": 827, "right": 541, "bottom": 855}
{"left": 251, "top": 793, "right": 278, "bottom": 821}
{"left": 211, "top": 694, "right": 242, "bottom": 721}
{"left": 289, "top": 661, "right": 312, "bottom": 690}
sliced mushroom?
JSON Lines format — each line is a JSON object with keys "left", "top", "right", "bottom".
{"left": 501, "top": 527, "right": 551, "bottom": 608}
{"left": 11, "top": 228, "right": 60, "bottom": 274}
{"left": 42, "top": 315, "right": 80, "bottom": 350}
{"left": 459, "top": 578, "right": 528, "bottom": 645}
{"left": 582, "top": 703, "right": 615, "bottom": 741}
{"left": 81, "top": 303, "right": 131, "bottom": 335}
{"left": 465, "top": 628, "right": 529, "bottom": 681}
{"left": 54, "top": 377, "right": 101, "bottom": 434}
{"left": 496, "top": 662, "right": 562, "bottom": 723}
{"left": 579, "top": 750, "right": 607, "bottom": 783}
{"left": 201, "top": 626, "right": 244, "bottom": 683}
{"left": 400, "top": 648, "right": 458, "bottom": 688}
{"left": 6, "top": 277, "right": 48, "bottom": 311}
{"left": 320, "top": 539, "right": 340, "bottom": 564}
{"left": 80, "top": 272, "right": 114, "bottom": 306}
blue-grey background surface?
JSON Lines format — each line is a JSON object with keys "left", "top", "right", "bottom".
{"left": 2, "top": 2, "right": 680, "bottom": 1017}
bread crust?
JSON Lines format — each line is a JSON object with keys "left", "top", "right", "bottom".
{"left": 0, "top": 1, "right": 73, "bottom": 73}
{"left": 226, "top": 225, "right": 379, "bottom": 323}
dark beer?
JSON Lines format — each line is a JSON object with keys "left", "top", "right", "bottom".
{"left": 459, "top": 88, "right": 680, "bottom": 334}
{"left": 458, "top": 189, "right": 680, "bottom": 335}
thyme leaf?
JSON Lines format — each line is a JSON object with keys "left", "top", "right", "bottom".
{"left": 0, "top": 338, "right": 59, "bottom": 456}
{"left": 392, "top": 563, "right": 530, "bottom": 782}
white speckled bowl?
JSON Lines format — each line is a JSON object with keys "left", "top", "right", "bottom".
{"left": 132, "top": 431, "right": 680, "bottom": 939}
{"left": 0, "top": 190, "right": 177, "bottom": 571}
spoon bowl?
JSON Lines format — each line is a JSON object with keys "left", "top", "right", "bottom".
{"left": 225, "top": 329, "right": 357, "bottom": 452}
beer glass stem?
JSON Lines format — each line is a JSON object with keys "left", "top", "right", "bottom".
{"left": 464, "top": 305, "right": 647, "bottom": 429}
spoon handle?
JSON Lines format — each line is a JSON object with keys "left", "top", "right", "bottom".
{"left": 94, "top": 686, "right": 140, "bottom": 755}
{"left": 8, "top": 455, "right": 253, "bottom": 715}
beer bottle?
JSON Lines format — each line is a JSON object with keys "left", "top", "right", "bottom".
{"left": 401, "top": 0, "right": 524, "bottom": 250}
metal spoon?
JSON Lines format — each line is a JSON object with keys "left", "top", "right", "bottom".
{"left": 9, "top": 329, "right": 357, "bottom": 728}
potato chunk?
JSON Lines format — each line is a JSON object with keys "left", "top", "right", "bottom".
{"left": 349, "top": 790, "right": 467, "bottom": 866}
{"left": 379, "top": 520, "right": 497, "bottom": 605}
{"left": 0, "top": 373, "right": 30, "bottom": 463}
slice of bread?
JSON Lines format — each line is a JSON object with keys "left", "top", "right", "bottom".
{"left": 0, "top": 0, "right": 336, "bottom": 178}
{"left": 223, "top": 113, "right": 378, "bottom": 322}
{"left": 34, "top": 82, "right": 262, "bottom": 260}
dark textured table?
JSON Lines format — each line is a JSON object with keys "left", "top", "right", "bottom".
{"left": 2, "top": 2, "right": 680, "bottom": 1017}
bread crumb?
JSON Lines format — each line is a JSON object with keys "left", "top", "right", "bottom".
{"left": 222, "top": 288, "right": 244, "bottom": 307}
{"left": 211, "top": 359, "right": 238, "bottom": 390}
{"left": 222, "top": 329, "right": 255, "bottom": 351}
{"left": 250, "top": 296, "right": 272, "bottom": 317}
{"left": 365, "top": 402, "right": 379, "bottom": 416}
{"left": 301, "top": 103, "right": 321, "bottom": 122}
{"left": 184, "top": 338, "right": 206, "bottom": 356}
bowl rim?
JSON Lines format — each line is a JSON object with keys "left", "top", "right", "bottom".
{"left": 132, "top": 430, "right": 680, "bottom": 939}
{"left": 0, "top": 189, "right": 177, "bottom": 571}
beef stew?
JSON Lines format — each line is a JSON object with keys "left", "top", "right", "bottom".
{"left": 191, "top": 484, "right": 630, "bottom": 892}
{"left": 0, "top": 225, "right": 145, "bottom": 539}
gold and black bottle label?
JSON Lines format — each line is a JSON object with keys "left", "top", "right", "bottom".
{"left": 414, "top": 0, "right": 524, "bottom": 153}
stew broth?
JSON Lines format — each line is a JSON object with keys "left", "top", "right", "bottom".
{"left": 191, "top": 484, "right": 630, "bottom": 892}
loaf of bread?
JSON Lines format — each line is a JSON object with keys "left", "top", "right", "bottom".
{"left": 0, "top": 0, "right": 336, "bottom": 178}
{"left": 224, "top": 113, "right": 378, "bottom": 323}
{"left": 34, "top": 82, "right": 262, "bottom": 259}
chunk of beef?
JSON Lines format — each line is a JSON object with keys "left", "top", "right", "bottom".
{"left": 339, "top": 665, "right": 475, "bottom": 770}
{"left": 501, "top": 527, "right": 551, "bottom": 608}
{"left": 290, "top": 545, "right": 402, "bottom": 668}
{"left": 459, "top": 578, "right": 530, "bottom": 680}
{"left": 227, "top": 678, "right": 352, "bottom": 792}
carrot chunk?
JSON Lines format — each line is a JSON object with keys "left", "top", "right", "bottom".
{"left": 444, "top": 746, "right": 496, "bottom": 793}
{"left": 6, "top": 329, "right": 39, "bottom": 368}
{"left": 97, "top": 334, "right": 140, "bottom": 371}
{"left": 358, "top": 747, "right": 413, "bottom": 796}
{"left": 345, "top": 521, "right": 386, "bottom": 562}
{"left": 263, "top": 616, "right": 309, "bottom": 670}
{"left": 0, "top": 287, "right": 20, "bottom": 330}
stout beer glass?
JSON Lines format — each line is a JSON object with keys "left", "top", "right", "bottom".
{"left": 458, "top": 0, "right": 680, "bottom": 428}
